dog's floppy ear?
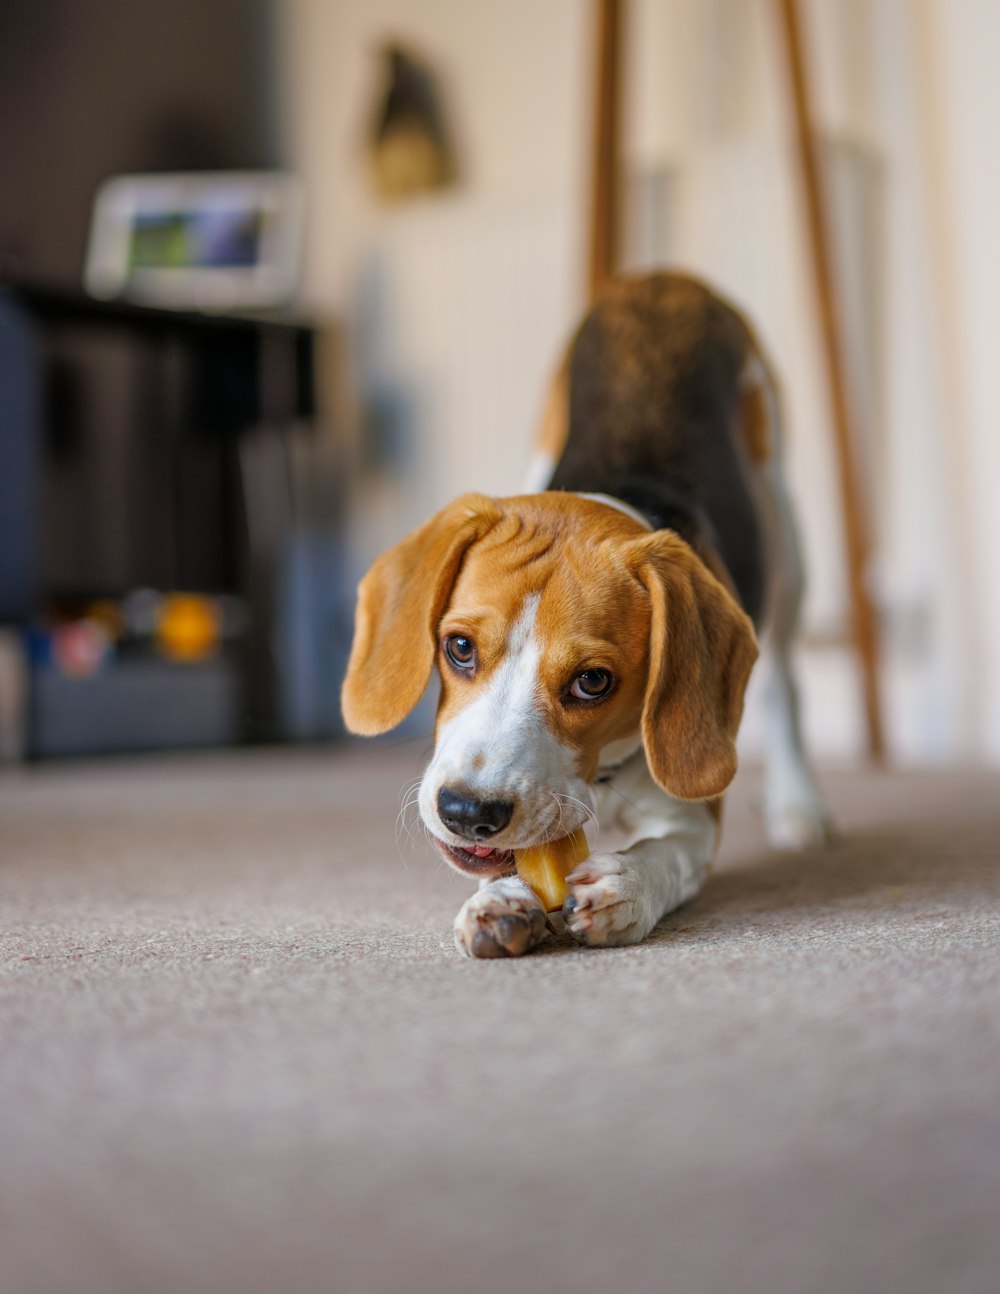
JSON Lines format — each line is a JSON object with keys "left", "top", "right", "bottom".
{"left": 341, "top": 493, "right": 502, "bottom": 735}
{"left": 630, "top": 531, "right": 758, "bottom": 800}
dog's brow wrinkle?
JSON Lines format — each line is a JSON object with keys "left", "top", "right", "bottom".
{"left": 521, "top": 538, "right": 555, "bottom": 564}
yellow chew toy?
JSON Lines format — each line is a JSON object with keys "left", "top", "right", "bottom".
{"left": 515, "top": 828, "right": 590, "bottom": 912}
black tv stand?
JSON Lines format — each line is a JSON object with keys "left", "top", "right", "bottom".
{"left": 0, "top": 280, "right": 336, "bottom": 756}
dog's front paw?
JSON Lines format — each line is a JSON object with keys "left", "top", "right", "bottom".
{"left": 563, "top": 853, "right": 657, "bottom": 948}
{"left": 454, "top": 877, "right": 548, "bottom": 959}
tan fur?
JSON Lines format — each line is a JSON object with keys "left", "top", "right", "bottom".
{"left": 740, "top": 379, "right": 774, "bottom": 463}
{"left": 738, "top": 323, "right": 781, "bottom": 464}
{"left": 534, "top": 356, "right": 570, "bottom": 462}
{"left": 343, "top": 492, "right": 757, "bottom": 802}
{"left": 628, "top": 530, "right": 758, "bottom": 800}
{"left": 341, "top": 494, "right": 501, "bottom": 735}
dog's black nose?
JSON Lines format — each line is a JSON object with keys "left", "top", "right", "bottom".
{"left": 437, "top": 787, "right": 514, "bottom": 840}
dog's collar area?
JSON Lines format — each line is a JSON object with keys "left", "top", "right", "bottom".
{"left": 559, "top": 480, "right": 711, "bottom": 558}
{"left": 575, "top": 492, "right": 654, "bottom": 531}
{"left": 596, "top": 745, "right": 645, "bottom": 784}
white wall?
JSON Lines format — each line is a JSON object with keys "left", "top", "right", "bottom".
{"left": 916, "top": 0, "right": 1000, "bottom": 762}
{"left": 278, "top": 0, "right": 589, "bottom": 317}
{"left": 277, "top": 0, "right": 591, "bottom": 582}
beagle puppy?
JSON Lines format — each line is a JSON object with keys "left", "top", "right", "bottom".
{"left": 343, "top": 272, "right": 831, "bottom": 957}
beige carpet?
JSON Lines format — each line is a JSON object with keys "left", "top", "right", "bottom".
{"left": 1, "top": 745, "right": 998, "bottom": 1294}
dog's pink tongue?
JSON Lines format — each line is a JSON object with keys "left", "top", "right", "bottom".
{"left": 467, "top": 845, "right": 497, "bottom": 858}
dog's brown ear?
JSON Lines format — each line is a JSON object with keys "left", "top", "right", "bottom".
{"left": 630, "top": 532, "right": 758, "bottom": 800}
{"left": 341, "top": 494, "right": 501, "bottom": 735}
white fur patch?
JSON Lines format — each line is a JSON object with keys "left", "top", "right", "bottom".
{"left": 523, "top": 451, "right": 557, "bottom": 493}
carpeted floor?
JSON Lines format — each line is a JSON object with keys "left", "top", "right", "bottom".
{"left": 1, "top": 745, "right": 998, "bottom": 1294}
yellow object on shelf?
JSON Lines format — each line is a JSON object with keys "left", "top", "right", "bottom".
{"left": 515, "top": 828, "right": 590, "bottom": 912}
{"left": 157, "top": 595, "right": 220, "bottom": 662}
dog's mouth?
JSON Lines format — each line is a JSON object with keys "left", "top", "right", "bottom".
{"left": 433, "top": 838, "right": 517, "bottom": 877}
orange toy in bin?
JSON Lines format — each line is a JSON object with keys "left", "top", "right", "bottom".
{"left": 157, "top": 595, "right": 220, "bottom": 661}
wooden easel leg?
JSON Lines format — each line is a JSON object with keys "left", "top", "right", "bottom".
{"left": 774, "top": 0, "right": 885, "bottom": 761}
{"left": 588, "top": 0, "right": 624, "bottom": 300}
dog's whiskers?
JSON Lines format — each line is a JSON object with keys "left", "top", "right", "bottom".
{"left": 545, "top": 791, "right": 599, "bottom": 845}
{"left": 394, "top": 778, "right": 427, "bottom": 866}
{"left": 548, "top": 791, "right": 566, "bottom": 836}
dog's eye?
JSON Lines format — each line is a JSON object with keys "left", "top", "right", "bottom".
{"left": 444, "top": 635, "right": 477, "bottom": 671}
{"left": 569, "top": 668, "right": 614, "bottom": 701}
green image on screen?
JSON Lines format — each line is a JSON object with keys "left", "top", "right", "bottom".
{"left": 129, "top": 214, "right": 192, "bottom": 269}
{"left": 129, "top": 208, "right": 263, "bottom": 270}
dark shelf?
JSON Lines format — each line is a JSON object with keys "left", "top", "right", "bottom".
{"left": 0, "top": 279, "right": 329, "bottom": 753}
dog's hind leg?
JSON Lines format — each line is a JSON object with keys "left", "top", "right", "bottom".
{"left": 750, "top": 370, "right": 835, "bottom": 850}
